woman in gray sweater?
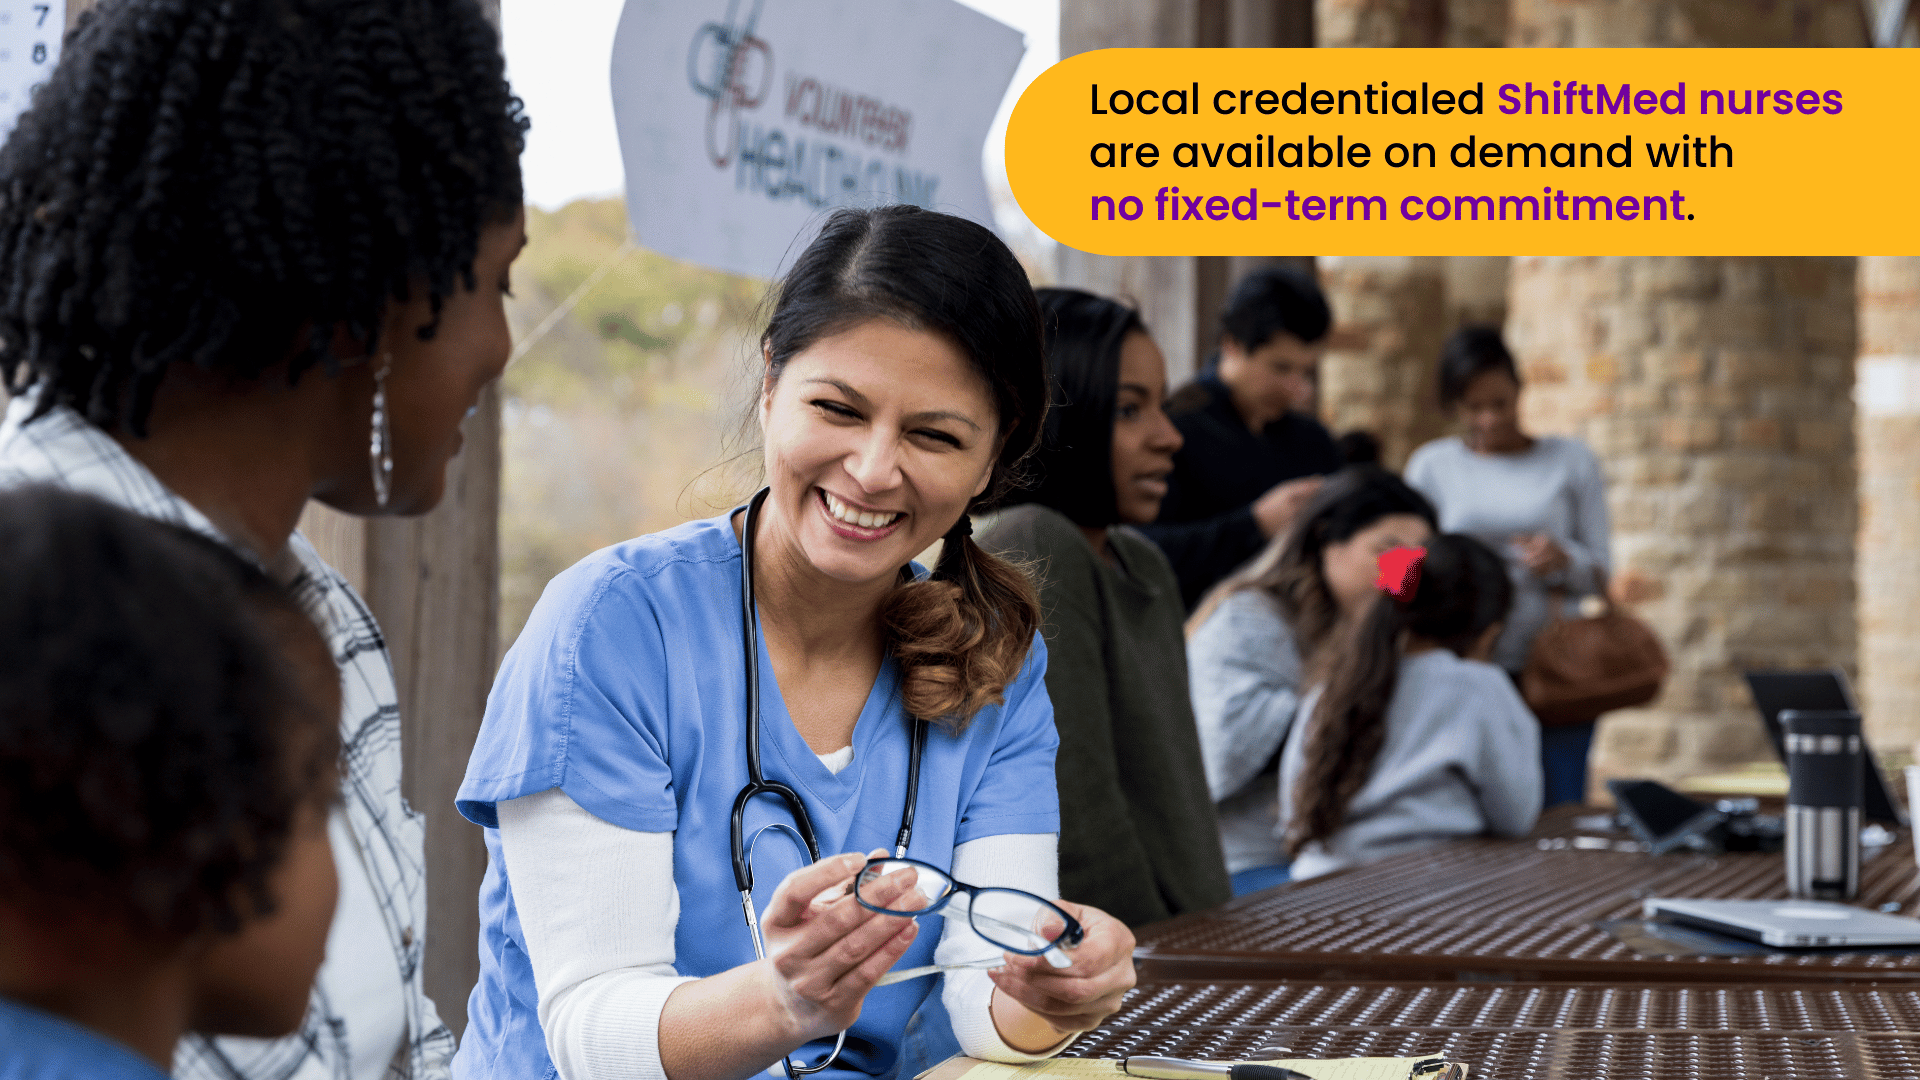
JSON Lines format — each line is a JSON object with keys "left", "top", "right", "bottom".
{"left": 1185, "top": 467, "right": 1436, "bottom": 893}
{"left": 1404, "top": 327, "right": 1612, "bottom": 807}
{"left": 978, "top": 288, "right": 1231, "bottom": 929}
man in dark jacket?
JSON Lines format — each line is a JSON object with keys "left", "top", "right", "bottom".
{"left": 1140, "top": 267, "right": 1344, "bottom": 610}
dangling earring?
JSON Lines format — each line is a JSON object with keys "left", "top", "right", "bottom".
{"left": 369, "top": 352, "right": 393, "bottom": 508}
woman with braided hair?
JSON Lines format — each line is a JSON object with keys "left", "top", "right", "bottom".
{"left": 457, "top": 206, "right": 1136, "bottom": 1080}
{"left": 0, "top": 1, "right": 527, "bottom": 1077}
{"left": 1276, "top": 534, "right": 1542, "bottom": 880}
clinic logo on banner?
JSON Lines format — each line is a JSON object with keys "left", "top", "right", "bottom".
{"left": 614, "top": 0, "right": 1021, "bottom": 280}
{"left": 685, "top": 0, "right": 770, "bottom": 168}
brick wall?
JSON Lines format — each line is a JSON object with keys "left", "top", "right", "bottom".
{"left": 1508, "top": 0, "right": 1870, "bottom": 46}
{"left": 1317, "top": 257, "right": 1450, "bottom": 469}
{"left": 1507, "top": 257, "right": 1859, "bottom": 789}
{"left": 1857, "top": 258, "right": 1920, "bottom": 751}
{"left": 1311, "top": 3, "right": 1506, "bottom": 470}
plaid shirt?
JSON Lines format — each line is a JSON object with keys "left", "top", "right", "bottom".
{"left": 0, "top": 393, "right": 455, "bottom": 1080}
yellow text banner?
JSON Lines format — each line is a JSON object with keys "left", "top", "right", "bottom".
{"left": 1005, "top": 49, "right": 1918, "bottom": 255}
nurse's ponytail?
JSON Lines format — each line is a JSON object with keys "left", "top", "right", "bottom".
{"left": 763, "top": 206, "right": 1048, "bottom": 732}
{"left": 883, "top": 511, "right": 1040, "bottom": 731}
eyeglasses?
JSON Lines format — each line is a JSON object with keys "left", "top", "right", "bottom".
{"left": 852, "top": 857, "right": 1085, "bottom": 967}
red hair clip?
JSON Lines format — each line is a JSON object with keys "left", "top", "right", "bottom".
{"left": 1375, "top": 546, "right": 1426, "bottom": 603}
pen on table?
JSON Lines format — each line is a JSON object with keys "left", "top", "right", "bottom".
{"left": 1123, "top": 1056, "right": 1317, "bottom": 1080}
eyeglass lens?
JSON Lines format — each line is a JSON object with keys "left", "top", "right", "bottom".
{"left": 855, "top": 859, "right": 950, "bottom": 914}
{"left": 855, "top": 859, "right": 1070, "bottom": 955}
{"left": 968, "top": 887, "right": 1070, "bottom": 954}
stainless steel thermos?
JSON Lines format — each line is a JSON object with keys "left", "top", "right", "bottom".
{"left": 1782, "top": 709, "right": 1863, "bottom": 901}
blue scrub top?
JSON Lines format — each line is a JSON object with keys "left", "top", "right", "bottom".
{"left": 453, "top": 513, "right": 1061, "bottom": 1080}
{"left": 0, "top": 998, "right": 170, "bottom": 1080}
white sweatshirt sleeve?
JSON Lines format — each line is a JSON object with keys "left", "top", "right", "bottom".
{"left": 496, "top": 788, "right": 1070, "bottom": 1079}
{"left": 1563, "top": 438, "right": 1613, "bottom": 591}
{"left": 496, "top": 788, "right": 694, "bottom": 1080}
{"left": 1185, "top": 591, "right": 1303, "bottom": 801}
{"left": 939, "top": 833, "right": 1078, "bottom": 1062}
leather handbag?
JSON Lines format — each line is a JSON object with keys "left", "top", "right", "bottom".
{"left": 1520, "top": 568, "right": 1668, "bottom": 727}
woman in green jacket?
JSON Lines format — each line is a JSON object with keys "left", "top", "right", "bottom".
{"left": 978, "top": 288, "right": 1231, "bottom": 928}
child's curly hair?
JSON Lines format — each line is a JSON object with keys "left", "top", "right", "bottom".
{"left": 0, "top": 486, "right": 339, "bottom": 937}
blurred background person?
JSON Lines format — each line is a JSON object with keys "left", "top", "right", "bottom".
{"left": 1142, "top": 267, "right": 1344, "bottom": 611}
{"left": 1405, "top": 327, "right": 1612, "bottom": 808}
{"left": 1279, "top": 534, "right": 1540, "bottom": 880}
{"left": 980, "top": 288, "right": 1232, "bottom": 928}
{"left": 1335, "top": 430, "right": 1382, "bottom": 466}
{"left": 1186, "top": 467, "right": 1436, "bottom": 895}
{"left": 0, "top": 489, "right": 341, "bottom": 1079}
{"left": 0, "top": 1, "right": 529, "bottom": 1075}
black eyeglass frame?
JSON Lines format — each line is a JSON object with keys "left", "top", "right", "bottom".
{"left": 851, "top": 856, "right": 1087, "bottom": 954}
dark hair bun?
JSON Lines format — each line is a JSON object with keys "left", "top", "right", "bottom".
{"left": 1221, "top": 267, "right": 1331, "bottom": 351}
{"left": 1438, "top": 325, "right": 1521, "bottom": 407}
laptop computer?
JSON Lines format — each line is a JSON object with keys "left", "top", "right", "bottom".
{"left": 1743, "top": 669, "right": 1904, "bottom": 825}
{"left": 1644, "top": 897, "right": 1920, "bottom": 948}
{"left": 1607, "top": 779, "right": 1726, "bottom": 855}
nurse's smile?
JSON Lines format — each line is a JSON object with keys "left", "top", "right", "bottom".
{"left": 760, "top": 319, "right": 998, "bottom": 586}
{"left": 817, "top": 488, "right": 908, "bottom": 540}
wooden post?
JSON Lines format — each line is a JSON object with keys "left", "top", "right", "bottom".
{"left": 1058, "top": 0, "right": 1314, "bottom": 387}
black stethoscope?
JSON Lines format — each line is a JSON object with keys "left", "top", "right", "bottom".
{"left": 729, "top": 487, "right": 927, "bottom": 1076}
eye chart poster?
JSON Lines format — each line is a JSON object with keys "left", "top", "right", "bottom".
{"left": 0, "top": 0, "right": 62, "bottom": 138}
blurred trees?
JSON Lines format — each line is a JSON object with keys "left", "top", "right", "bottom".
{"left": 501, "top": 198, "right": 765, "bottom": 653}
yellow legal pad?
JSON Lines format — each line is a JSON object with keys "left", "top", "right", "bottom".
{"left": 941, "top": 1057, "right": 1468, "bottom": 1080}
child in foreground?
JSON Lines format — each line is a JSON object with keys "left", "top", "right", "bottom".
{"left": 0, "top": 487, "right": 341, "bottom": 1078}
{"left": 1278, "top": 533, "right": 1542, "bottom": 880}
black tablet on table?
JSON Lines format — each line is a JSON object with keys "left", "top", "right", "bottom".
{"left": 1743, "top": 668, "right": 1904, "bottom": 825}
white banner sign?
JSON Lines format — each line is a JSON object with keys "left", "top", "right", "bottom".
{"left": 610, "top": 0, "right": 1022, "bottom": 281}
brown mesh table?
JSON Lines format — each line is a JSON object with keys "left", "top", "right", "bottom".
{"left": 1134, "top": 823, "right": 1920, "bottom": 984}
{"left": 1046, "top": 980, "right": 1920, "bottom": 1079}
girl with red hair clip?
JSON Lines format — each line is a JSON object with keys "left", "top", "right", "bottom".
{"left": 1276, "top": 534, "right": 1542, "bottom": 880}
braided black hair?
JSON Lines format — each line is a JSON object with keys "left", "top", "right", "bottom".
{"left": 0, "top": 0, "right": 528, "bottom": 435}
{"left": 0, "top": 486, "right": 340, "bottom": 938}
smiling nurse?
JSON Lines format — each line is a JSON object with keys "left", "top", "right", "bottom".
{"left": 454, "top": 206, "right": 1137, "bottom": 1080}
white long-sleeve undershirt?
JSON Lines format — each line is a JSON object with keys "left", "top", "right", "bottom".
{"left": 496, "top": 786, "right": 1069, "bottom": 1080}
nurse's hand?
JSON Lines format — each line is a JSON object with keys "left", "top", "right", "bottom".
{"left": 986, "top": 899, "right": 1136, "bottom": 1051}
{"left": 755, "top": 851, "right": 926, "bottom": 1041}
